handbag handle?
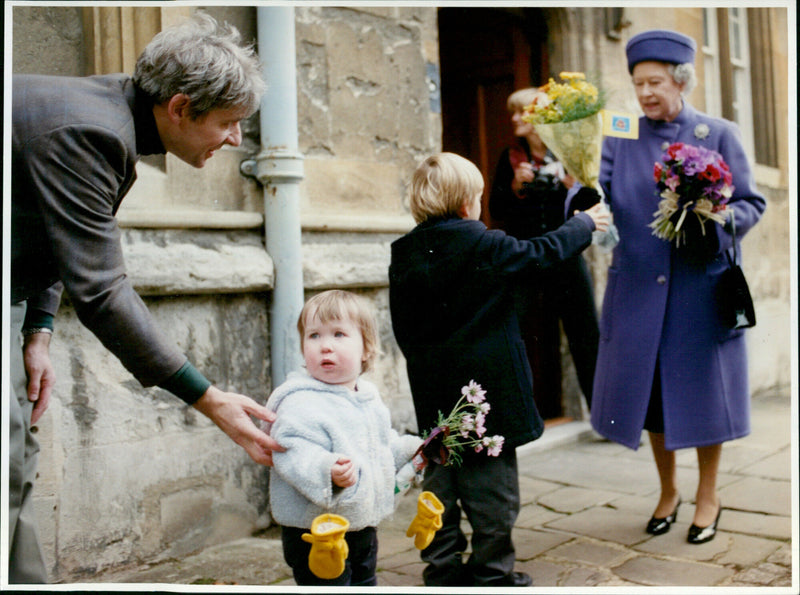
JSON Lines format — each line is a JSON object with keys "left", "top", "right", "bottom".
{"left": 726, "top": 206, "right": 739, "bottom": 267}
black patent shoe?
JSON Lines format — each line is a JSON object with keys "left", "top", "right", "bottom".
{"left": 646, "top": 497, "right": 681, "bottom": 535}
{"left": 687, "top": 504, "right": 722, "bottom": 544}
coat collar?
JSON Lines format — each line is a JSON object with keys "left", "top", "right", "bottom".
{"left": 130, "top": 80, "right": 166, "bottom": 156}
{"left": 643, "top": 100, "right": 698, "bottom": 141}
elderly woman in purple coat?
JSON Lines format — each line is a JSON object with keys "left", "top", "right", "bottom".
{"left": 573, "top": 30, "right": 766, "bottom": 544}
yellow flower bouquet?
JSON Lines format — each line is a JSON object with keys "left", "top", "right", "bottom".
{"left": 524, "top": 72, "right": 619, "bottom": 249}
{"left": 522, "top": 72, "right": 606, "bottom": 191}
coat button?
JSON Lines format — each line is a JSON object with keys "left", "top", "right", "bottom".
{"left": 656, "top": 274, "right": 667, "bottom": 285}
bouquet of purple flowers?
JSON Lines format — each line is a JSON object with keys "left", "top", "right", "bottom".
{"left": 650, "top": 142, "right": 733, "bottom": 247}
{"left": 416, "top": 381, "right": 504, "bottom": 467}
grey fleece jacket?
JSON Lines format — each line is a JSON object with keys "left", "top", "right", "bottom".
{"left": 266, "top": 371, "right": 422, "bottom": 530}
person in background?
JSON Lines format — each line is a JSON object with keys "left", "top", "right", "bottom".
{"left": 267, "top": 290, "right": 422, "bottom": 586}
{"left": 490, "top": 87, "right": 600, "bottom": 419}
{"left": 390, "top": 152, "right": 609, "bottom": 586}
{"left": 10, "top": 13, "right": 282, "bottom": 583}
{"left": 575, "top": 29, "right": 766, "bottom": 544}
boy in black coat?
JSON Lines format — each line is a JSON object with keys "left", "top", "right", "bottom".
{"left": 389, "top": 152, "right": 608, "bottom": 586}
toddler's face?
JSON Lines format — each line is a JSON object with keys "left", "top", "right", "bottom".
{"left": 302, "top": 314, "right": 365, "bottom": 390}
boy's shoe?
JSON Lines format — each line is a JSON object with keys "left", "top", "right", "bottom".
{"left": 490, "top": 571, "right": 532, "bottom": 587}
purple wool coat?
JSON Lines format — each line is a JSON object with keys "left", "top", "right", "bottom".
{"left": 587, "top": 102, "right": 766, "bottom": 450}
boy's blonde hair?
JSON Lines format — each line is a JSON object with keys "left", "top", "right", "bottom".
{"left": 507, "top": 87, "right": 546, "bottom": 112}
{"left": 297, "top": 290, "right": 379, "bottom": 373}
{"left": 409, "top": 152, "right": 484, "bottom": 224}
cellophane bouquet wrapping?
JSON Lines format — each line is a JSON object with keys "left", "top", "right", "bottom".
{"left": 416, "top": 381, "right": 504, "bottom": 468}
{"left": 522, "top": 72, "right": 605, "bottom": 192}
{"left": 650, "top": 142, "right": 733, "bottom": 247}
{"left": 523, "top": 72, "right": 619, "bottom": 249}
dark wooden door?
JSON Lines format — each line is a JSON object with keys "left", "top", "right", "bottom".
{"left": 438, "top": 7, "right": 549, "bottom": 228}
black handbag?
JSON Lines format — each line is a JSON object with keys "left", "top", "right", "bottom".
{"left": 716, "top": 211, "right": 756, "bottom": 329}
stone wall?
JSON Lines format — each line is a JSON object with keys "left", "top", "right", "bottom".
{"left": 294, "top": 5, "right": 440, "bottom": 219}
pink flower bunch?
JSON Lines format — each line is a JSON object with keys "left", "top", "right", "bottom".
{"left": 653, "top": 142, "right": 733, "bottom": 208}
{"left": 650, "top": 142, "right": 733, "bottom": 246}
{"left": 417, "top": 381, "right": 505, "bottom": 467}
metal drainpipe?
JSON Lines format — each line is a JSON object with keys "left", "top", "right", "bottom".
{"left": 241, "top": 6, "right": 305, "bottom": 388}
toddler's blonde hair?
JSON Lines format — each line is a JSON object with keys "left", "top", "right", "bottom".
{"left": 409, "top": 152, "right": 484, "bottom": 224}
{"left": 297, "top": 290, "right": 379, "bottom": 373}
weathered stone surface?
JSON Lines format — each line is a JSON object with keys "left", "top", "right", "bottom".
{"left": 548, "top": 538, "right": 632, "bottom": 567}
{"left": 613, "top": 555, "right": 735, "bottom": 586}
{"left": 301, "top": 158, "right": 406, "bottom": 215}
{"left": 518, "top": 447, "right": 655, "bottom": 496}
{"left": 122, "top": 229, "right": 273, "bottom": 295}
{"left": 513, "top": 528, "right": 574, "bottom": 561}
{"left": 714, "top": 509, "right": 792, "bottom": 541}
{"left": 719, "top": 476, "right": 791, "bottom": 516}
{"left": 538, "top": 486, "right": 621, "bottom": 514}
{"left": 544, "top": 506, "right": 654, "bottom": 547}
{"left": 726, "top": 562, "right": 792, "bottom": 586}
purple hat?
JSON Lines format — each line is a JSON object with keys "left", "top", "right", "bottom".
{"left": 626, "top": 29, "right": 697, "bottom": 73}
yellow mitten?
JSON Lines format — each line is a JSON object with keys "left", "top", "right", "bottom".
{"left": 406, "top": 491, "right": 444, "bottom": 550}
{"left": 301, "top": 513, "right": 350, "bottom": 579}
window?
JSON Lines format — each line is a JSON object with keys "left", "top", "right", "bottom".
{"left": 702, "top": 7, "right": 778, "bottom": 168}
{"left": 702, "top": 9, "right": 722, "bottom": 117}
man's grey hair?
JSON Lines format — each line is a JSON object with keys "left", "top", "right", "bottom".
{"left": 133, "top": 12, "right": 265, "bottom": 118}
{"left": 668, "top": 63, "right": 697, "bottom": 95}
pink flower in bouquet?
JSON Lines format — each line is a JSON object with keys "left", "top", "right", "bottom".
{"left": 459, "top": 414, "right": 475, "bottom": 438}
{"left": 475, "top": 435, "right": 505, "bottom": 457}
{"left": 416, "top": 381, "right": 503, "bottom": 467}
{"left": 462, "top": 379, "right": 486, "bottom": 403}
{"left": 474, "top": 412, "right": 487, "bottom": 437}
{"left": 649, "top": 142, "right": 733, "bottom": 246}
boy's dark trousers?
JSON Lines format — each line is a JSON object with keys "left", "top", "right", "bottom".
{"left": 281, "top": 525, "right": 378, "bottom": 586}
{"left": 420, "top": 447, "right": 519, "bottom": 586}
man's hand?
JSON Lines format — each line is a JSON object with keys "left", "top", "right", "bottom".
{"left": 23, "top": 331, "right": 55, "bottom": 425}
{"left": 193, "top": 386, "right": 285, "bottom": 467}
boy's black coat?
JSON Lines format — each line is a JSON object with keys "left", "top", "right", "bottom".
{"left": 389, "top": 215, "right": 593, "bottom": 448}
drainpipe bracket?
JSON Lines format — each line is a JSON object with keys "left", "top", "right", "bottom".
{"left": 240, "top": 151, "right": 304, "bottom": 185}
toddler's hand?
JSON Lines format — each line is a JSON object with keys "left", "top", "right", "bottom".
{"left": 331, "top": 457, "right": 357, "bottom": 488}
{"left": 579, "top": 202, "right": 611, "bottom": 232}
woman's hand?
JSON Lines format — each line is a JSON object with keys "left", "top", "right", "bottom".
{"left": 331, "top": 457, "right": 357, "bottom": 488}
{"left": 512, "top": 162, "right": 535, "bottom": 195}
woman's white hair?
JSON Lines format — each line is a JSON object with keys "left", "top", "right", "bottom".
{"left": 668, "top": 63, "right": 697, "bottom": 95}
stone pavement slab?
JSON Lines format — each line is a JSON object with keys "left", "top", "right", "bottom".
{"left": 719, "top": 475, "right": 792, "bottom": 515}
{"left": 614, "top": 555, "right": 735, "bottom": 586}
{"left": 718, "top": 508, "right": 793, "bottom": 540}
{"left": 739, "top": 447, "right": 792, "bottom": 479}
{"left": 537, "top": 485, "right": 621, "bottom": 513}
{"left": 636, "top": 530, "right": 782, "bottom": 567}
{"left": 547, "top": 538, "right": 633, "bottom": 567}
{"left": 512, "top": 528, "right": 573, "bottom": 560}
{"left": 542, "top": 505, "right": 655, "bottom": 547}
